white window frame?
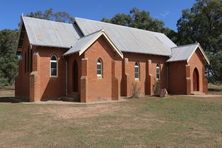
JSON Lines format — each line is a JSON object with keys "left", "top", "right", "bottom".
{"left": 50, "top": 55, "right": 58, "bottom": 77}
{"left": 134, "top": 62, "right": 140, "bottom": 80}
{"left": 156, "top": 64, "right": 160, "bottom": 81}
{"left": 97, "top": 59, "right": 103, "bottom": 79}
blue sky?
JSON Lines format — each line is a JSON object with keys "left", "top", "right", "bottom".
{"left": 0, "top": 0, "right": 195, "bottom": 31}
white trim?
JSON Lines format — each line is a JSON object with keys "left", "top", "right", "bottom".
{"left": 134, "top": 62, "right": 140, "bottom": 80}
{"left": 78, "top": 31, "right": 123, "bottom": 58}
{"left": 187, "top": 43, "right": 210, "bottom": 65}
{"left": 97, "top": 59, "right": 103, "bottom": 78}
{"left": 20, "top": 16, "right": 33, "bottom": 50}
{"left": 50, "top": 55, "right": 58, "bottom": 78}
{"left": 156, "top": 64, "right": 161, "bottom": 81}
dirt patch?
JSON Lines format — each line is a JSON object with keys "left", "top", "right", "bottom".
{"left": 0, "top": 89, "right": 14, "bottom": 98}
{"left": 38, "top": 103, "right": 121, "bottom": 120}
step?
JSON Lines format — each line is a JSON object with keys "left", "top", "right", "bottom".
{"left": 191, "top": 91, "right": 205, "bottom": 95}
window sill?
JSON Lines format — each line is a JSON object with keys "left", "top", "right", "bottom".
{"left": 50, "top": 76, "right": 58, "bottom": 78}
{"left": 97, "top": 75, "right": 103, "bottom": 79}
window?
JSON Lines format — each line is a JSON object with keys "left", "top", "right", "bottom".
{"left": 134, "top": 62, "right": 139, "bottom": 80}
{"left": 97, "top": 59, "right": 103, "bottom": 78}
{"left": 156, "top": 64, "right": 160, "bottom": 81}
{"left": 50, "top": 55, "right": 58, "bottom": 77}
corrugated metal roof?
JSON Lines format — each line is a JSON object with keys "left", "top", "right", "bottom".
{"left": 75, "top": 17, "right": 176, "bottom": 56}
{"left": 150, "top": 32, "right": 177, "bottom": 49}
{"left": 64, "top": 30, "right": 102, "bottom": 55}
{"left": 22, "top": 16, "right": 80, "bottom": 48}
{"left": 21, "top": 17, "right": 209, "bottom": 64}
{"left": 167, "top": 43, "right": 199, "bottom": 62}
{"left": 64, "top": 30, "right": 123, "bottom": 58}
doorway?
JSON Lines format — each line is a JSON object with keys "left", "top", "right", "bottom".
{"left": 73, "top": 60, "right": 78, "bottom": 92}
{"left": 193, "top": 68, "right": 199, "bottom": 91}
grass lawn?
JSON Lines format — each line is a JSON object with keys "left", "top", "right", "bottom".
{"left": 0, "top": 89, "right": 222, "bottom": 147}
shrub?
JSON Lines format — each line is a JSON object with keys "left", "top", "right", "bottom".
{"left": 154, "top": 81, "right": 161, "bottom": 96}
{"left": 0, "top": 77, "right": 9, "bottom": 87}
{"left": 131, "top": 82, "right": 141, "bottom": 98}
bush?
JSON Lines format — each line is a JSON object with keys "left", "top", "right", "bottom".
{"left": 154, "top": 81, "right": 161, "bottom": 96}
{"left": 131, "top": 82, "right": 141, "bottom": 98}
{"left": 0, "top": 78, "right": 9, "bottom": 87}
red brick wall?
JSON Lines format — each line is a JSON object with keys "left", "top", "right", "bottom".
{"left": 15, "top": 31, "right": 30, "bottom": 100}
{"left": 122, "top": 52, "right": 168, "bottom": 97}
{"left": 168, "top": 61, "right": 187, "bottom": 94}
{"left": 83, "top": 36, "right": 122, "bottom": 102}
{"left": 15, "top": 28, "right": 68, "bottom": 101}
{"left": 34, "top": 47, "right": 67, "bottom": 100}
{"left": 188, "top": 49, "right": 206, "bottom": 93}
{"left": 168, "top": 49, "right": 207, "bottom": 94}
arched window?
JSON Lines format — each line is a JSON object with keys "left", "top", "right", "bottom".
{"left": 156, "top": 64, "right": 160, "bottom": 81}
{"left": 134, "top": 62, "right": 139, "bottom": 80}
{"left": 50, "top": 55, "right": 58, "bottom": 77}
{"left": 97, "top": 58, "right": 103, "bottom": 78}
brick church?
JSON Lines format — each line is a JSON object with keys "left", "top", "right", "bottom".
{"left": 15, "top": 16, "right": 209, "bottom": 102}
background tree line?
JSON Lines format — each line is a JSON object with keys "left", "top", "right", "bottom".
{"left": 0, "top": 0, "right": 221, "bottom": 87}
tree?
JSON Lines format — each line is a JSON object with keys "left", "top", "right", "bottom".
{"left": 102, "top": 8, "right": 177, "bottom": 42}
{"left": 177, "top": 0, "right": 222, "bottom": 82}
{"left": 0, "top": 30, "right": 18, "bottom": 86}
{"left": 26, "top": 8, "right": 75, "bottom": 23}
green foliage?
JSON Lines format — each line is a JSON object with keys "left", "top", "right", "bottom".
{"left": 102, "top": 8, "right": 177, "bottom": 42}
{"left": 0, "top": 30, "right": 18, "bottom": 86}
{"left": 177, "top": 0, "right": 222, "bottom": 82}
{"left": 26, "top": 8, "right": 75, "bottom": 23}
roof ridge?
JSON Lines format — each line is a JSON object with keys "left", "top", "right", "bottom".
{"left": 74, "top": 17, "right": 166, "bottom": 35}
{"left": 80, "top": 29, "right": 103, "bottom": 38}
{"left": 172, "top": 42, "right": 199, "bottom": 49}
{"left": 22, "top": 16, "right": 73, "bottom": 25}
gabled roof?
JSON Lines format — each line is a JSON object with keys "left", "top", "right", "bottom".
{"left": 19, "top": 17, "right": 209, "bottom": 65}
{"left": 21, "top": 16, "right": 80, "bottom": 48}
{"left": 64, "top": 30, "right": 123, "bottom": 58}
{"left": 167, "top": 43, "right": 210, "bottom": 64}
{"left": 75, "top": 17, "right": 177, "bottom": 56}
{"left": 150, "top": 32, "right": 177, "bottom": 49}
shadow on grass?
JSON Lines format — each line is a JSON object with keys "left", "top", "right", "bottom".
{"left": 208, "top": 88, "right": 222, "bottom": 92}
{"left": 0, "top": 97, "right": 28, "bottom": 103}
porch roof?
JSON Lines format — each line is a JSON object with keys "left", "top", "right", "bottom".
{"left": 64, "top": 30, "right": 123, "bottom": 58}
{"left": 167, "top": 43, "right": 210, "bottom": 64}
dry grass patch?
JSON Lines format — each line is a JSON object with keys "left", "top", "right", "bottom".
{"left": 0, "top": 88, "right": 14, "bottom": 98}
{"left": 0, "top": 89, "right": 222, "bottom": 147}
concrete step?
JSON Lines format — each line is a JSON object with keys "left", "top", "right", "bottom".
{"left": 60, "top": 92, "right": 80, "bottom": 102}
{"left": 192, "top": 91, "right": 205, "bottom": 95}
